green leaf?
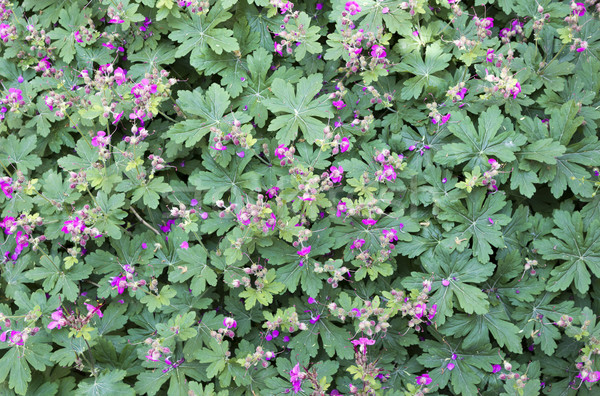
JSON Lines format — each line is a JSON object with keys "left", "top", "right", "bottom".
{"left": 0, "top": 135, "right": 41, "bottom": 175}
{"left": 141, "top": 285, "right": 177, "bottom": 312}
{"left": 263, "top": 74, "right": 333, "bottom": 144}
{"left": 437, "top": 189, "right": 511, "bottom": 263}
{"left": 75, "top": 369, "right": 135, "bottom": 396}
{"left": 533, "top": 210, "right": 600, "bottom": 294}
{"left": 396, "top": 42, "right": 452, "bottom": 99}
{"left": 434, "top": 107, "right": 525, "bottom": 168}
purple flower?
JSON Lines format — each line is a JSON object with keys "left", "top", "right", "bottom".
{"left": 382, "top": 229, "right": 398, "bottom": 242}
{"left": 447, "top": 362, "right": 455, "bottom": 371}
{"left": 362, "top": 218, "right": 377, "bottom": 226}
{"left": 0, "top": 179, "right": 13, "bottom": 199}
{"left": 91, "top": 131, "right": 108, "bottom": 147}
{"left": 289, "top": 363, "right": 304, "bottom": 393}
{"left": 308, "top": 297, "right": 316, "bottom": 304}
{"left": 297, "top": 246, "right": 311, "bottom": 256}
{"left": 142, "top": 242, "right": 148, "bottom": 249}
{"left": 190, "top": 198, "right": 198, "bottom": 207}
{"left": 309, "top": 314, "right": 320, "bottom": 324}
{"left": 457, "top": 88, "right": 468, "bottom": 100}
{"left": 114, "top": 67, "right": 127, "bottom": 85}
{"left": 180, "top": 241, "right": 189, "bottom": 250}
{"left": 428, "top": 304, "right": 438, "bottom": 320}
{"left": 442, "top": 279, "right": 450, "bottom": 287}
{"left": 275, "top": 144, "right": 289, "bottom": 160}
{"left": 492, "top": 364, "right": 502, "bottom": 373}
{"left": 74, "top": 31, "right": 83, "bottom": 43}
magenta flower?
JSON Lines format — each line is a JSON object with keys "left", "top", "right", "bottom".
{"left": 351, "top": 337, "right": 375, "bottom": 354}
{"left": 442, "top": 279, "right": 450, "bottom": 287}
{"left": 492, "top": 364, "right": 502, "bottom": 373}
{"left": 289, "top": 363, "right": 304, "bottom": 393}
{"left": 382, "top": 229, "right": 398, "bottom": 242}
{"left": 362, "top": 218, "right": 377, "bottom": 226}
{"left": 416, "top": 373, "right": 432, "bottom": 386}
{"left": 573, "top": 2, "right": 586, "bottom": 16}
{"left": 0, "top": 179, "right": 13, "bottom": 199}
{"left": 180, "top": 241, "right": 189, "bottom": 249}
{"left": 91, "top": 131, "right": 108, "bottom": 147}
{"left": 223, "top": 317, "right": 237, "bottom": 329}
{"left": 308, "top": 297, "right": 316, "bottom": 304}
{"left": 345, "top": 1, "right": 362, "bottom": 15}
{"left": 486, "top": 49, "right": 495, "bottom": 62}
{"left": 62, "top": 217, "right": 86, "bottom": 234}
{"left": 351, "top": 238, "right": 365, "bottom": 249}
{"left": 74, "top": 31, "right": 83, "bottom": 43}
{"left": 267, "top": 186, "right": 280, "bottom": 198}
{"left": 447, "top": 362, "right": 455, "bottom": 371}
{"left": 332, "top": 100, "right": 346, "bottom": 109}
{"left": 340, "top": 137, "right": 350, "bottom": 153}
{"left": 297, "top": 246, "right": 311, "bottom": 256}
{"left": 428, "top": 304, "right": 437, "bottom": 320}
{"left": 511, "top": 82, "right": 521, "bottom": 99}
{"left": 47, "top": 310, "right": 67, "bottom": 330}
{"left": 309, "top": 314, "right": 320, "bottom": 324}
{"left": 371, "top": 44, "right": 387, "bottom": 58}
{"left": 110, "top": 275, "right": 128, "bottom": 294}
{"left": 84, "top": 303, "right": 103, "bottom": 318}
{"left": 330, "top": 166, "right": 344, "bottom": 183}
{"left": 0, "top": 330, "right": 24, "bottom": 345}
{"left": 275, "top": 144, "right": 289, "bottom": 160}
{"left": 414, "top": 303, "right": 426, "bottom": 319}
{"left": 457, "top": 88, "right": 468, "bottom": 100}
{"left": 336, "top": 201, "right": 347, "bottom": 217}
{"left": 114, "top": 67, "right": 127, "bottom": 85}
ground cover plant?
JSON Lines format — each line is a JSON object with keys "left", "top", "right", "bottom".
{"left": 0, "top": 0, "right": 599, "bottom": 394}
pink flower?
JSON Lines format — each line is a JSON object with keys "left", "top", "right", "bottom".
{"left": 110, "top": 275, "right": 127, "bottom": 294}
{"left": 290, "top": 363, "right": 304, "bottom": 393}
{"left": 345, "top": 1, "right": 362, "bottom": 15}
{"left": 428, "top": 304, "right": 437, "bottom": 320}
{"left": 492, "top": 364, "right": 502, "bottom": 373}
{"left": 383, "top": 228, "right": 398, "bottom": 242}
{"left": 457, "top": 88, "right": 468, "bottom": 100}
{"left": 223, "top": 317, "right": 237, "bottom": 329}
{"left": 47, "top": 310, "right": 66, "bottom": 330}
{"left": 74, "top": 31, "right": 83, "bottom": 43}
{"left": 190, "top": 199, "right": 198, "bottom": 206}
{"left": 414, "top": 303, "right": 427, "bottom": 319}
{"left": 433, "top": 113, "right": 451, "bottom": 125}
{"left": 308, "top": 297, "right": 316, "bottom": 304}
{"left": 62, "top": 217, "right": 86, "bottom": 234}
{"left": 416, "top": 373, "right": 432, "bottom": 386}
{"left": 267, "top": 186, "right": 280, "bottom": 198}
{"left": 108, "top": 18, "right": 124, "bottom": 24}
{"left": 351, "top": 337, "right": 375, "bottom": 354}
{"left": 297, "top": 246, "right": 311, "bottom": 256}
{"left": 84, "top": 303, "right": 103, "bottom": 318}
{"left": 362, "top": 218, "right": 377, "bottom": 226}
{"left": 486, "top": 49, "right": 495, "bottom": 62}
{"left": 330, "top": 166, "right": 344, "bottom": 183}
{"left": 103, "top": 42, "right": 115, "bottom": 50}
{"left": 336, "top": 201, "right": 347, "bottom": 217}
{"left": 351, "top": 238, "right": 365, "bottom": 249}
{"left": 573, "top": 2, "right": 586, "bottom": 16}
{"left": 371, "top": 45, "right": 387, "bottom": 58}
{"left": 511, "top": 82, "right": 521, "bottom": 99}
{"left": 91, "top": 131, "right": 108, "bottom": 147}
{"left": 340, "top": 137, "right": 350, "bottom": 153}
{"left": 332, "top": 100, "right": 346, "bottom": 109}
{"left": 114, "top": 67, "right": 127, "bottom": 85}
{"left": 0, "top": 330, "right": 24, "bottom": 345}
{"left": 447, "top": 362, "right": 455, "bottom": 371}
{"left": 180, "top": 241, "right": 189, "bottom": 249}
{"left": 275, "top": 144, "right": 289, "bottom": 160}
{"left": 0, "top": 179, "right": 12, "bottom": 199}
{"left": 442, "top": 279, "right": 450, "bottom": 287}
{"left": 382, "top": 6, "right": 389, "bottom": 13}
{"left": 309, "top": 314, "right": 321, "bottom": 324}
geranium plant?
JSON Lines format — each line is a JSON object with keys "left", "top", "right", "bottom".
{"left": 0, "top": 0, "right": 599, "bottom": 395}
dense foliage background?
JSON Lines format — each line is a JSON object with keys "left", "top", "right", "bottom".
{"left": 0, "top": 0, "right": 599, "bottom": 394}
